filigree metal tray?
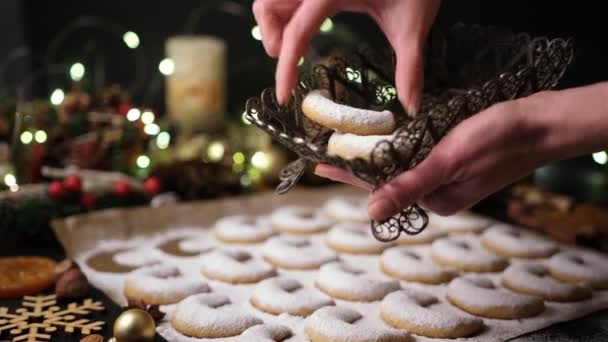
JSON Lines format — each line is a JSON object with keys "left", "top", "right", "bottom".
{"left": 245, "top": 23, "right": 574, "bottom": 242}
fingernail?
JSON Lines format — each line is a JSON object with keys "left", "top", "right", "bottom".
{"left": 406, "top": 97, "right": 420, "bottom": 117}
{"left": 368, "top": 198, "right": 398, "bottom": 221}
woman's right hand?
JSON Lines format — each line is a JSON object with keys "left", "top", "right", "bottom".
{"left": 253, "top": 0, "right": 441, "bottom": 115}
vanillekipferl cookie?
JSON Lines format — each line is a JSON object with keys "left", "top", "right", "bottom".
{"left": 327, "top": 132, "right": 396, "bottom": 162}
{"left": 213, "top": 214, "right": 275, "bottom": 244}
{"left": 171, "top": 292, "right": 262, "bottom": 338}
{"left": 481, "top": 224, "right": 557, "bottom": 259}
{"left": 501, "top": 263, "right": 592, "bottom": 302}
{"left": 381, "top": 289, "right": 484, "bottom": 338}
{"left": 315, "top": 261, "right": 400, "bottom": 302}
{"left": 431, "top": 236, "right": 509, "bottom": 273}
{"left": 261, "top": 236, "right": 337, "bottom": 270}
{"left": 322, "top": 195, "right": 370, "bottom": 223}
{"left": 305, "top": 306, "right": 409, "bottom": 342}
{"left": 546, "top": 250, "right": 608, "bottom": 289}
{"left": 380, "top": 247, "right": 457, "bottom": 284}
{"left": 326, "top": 222, "right": 395, "bottom": 254}
{"left": 302, "top": 89, "right": 396, "bottom": 136}
{"left": 269, "top": 205, "right": 331, "bottom": 235}
{"left": 446, "top": 275, "right": 545, "bottom": 319}
{"left": 123, "top": 264, "right": 209, "bottom": 305}
{"left": 200, "top": 249, "right": 277, "bottom": 284}
{"left": 250, "top": 277, "right": 334, "bottom": 316}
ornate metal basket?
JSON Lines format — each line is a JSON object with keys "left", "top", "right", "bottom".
{"left": 245, "top": 23, "right": 574, "bottom": 242}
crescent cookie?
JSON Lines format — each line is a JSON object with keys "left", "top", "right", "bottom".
{"left": 302, "top": 89, "right": 396, "bottom": 136}
{"left": 269, "top": 206, "right": 331, "bottom": 235}
{"left": 327, "top": 132, "right": 395, "bottom": 162}
{"left": 315, "top": 261, "right": 400, "bottom": 302}
{"left": 250, "top": 277, "right": 334, "bottom": 316}
{"left": 201, "top": 249, "right": 277, "bottom": 284}
{"left": 305, "top": 306, "right": 410, "bottom": 342}
{"left": 380, "top": 289, "right": 484, "bottom": 339}
{"left": 446, "top": 275, "right": 545, "bottom": 319}
{"left": 431, "top": 236, "right": 509, "bottom": 273}
{"left": 326, "top": 222, "right": 395, "bottom": 254}
{"left": 123, "top": 264, "right": 209, "bottom": 305}
{"left": 322, "top": 196, "right": 370, "bottom": 223}
{"left": 170, "top": 293, "right": 262, "bottom": 338}
{"left": 429, "top": 211, "right": 493, "bottom": 234}
{"left": 262, "top": 236, "right": 337, "bottom": 270}
{"left": 481, "top": 224, "right": 558, "bottom": 258}
{"left": 213, "top": 215, "right": 275, "bottom": 244}
{"left": 380, "top": 247, "right": 457, "bottom": 284}
{"left": 501, "top": 263, "right": 592, "bottom": 302}
{"left": 547, "top": 251, "right": 608, "bottom": 289}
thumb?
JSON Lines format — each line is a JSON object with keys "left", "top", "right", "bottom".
{"left": 368, "top": 153, "right": 446, "bottom": 220}
{"left": 392, "top": 38, "right": 424, "bottom": 116}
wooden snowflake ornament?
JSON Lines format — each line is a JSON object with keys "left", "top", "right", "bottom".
{"left": 0, "top": 294, "right": 105, "bottom": 342}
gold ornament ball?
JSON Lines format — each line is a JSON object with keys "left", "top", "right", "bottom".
{"left": 113, "top": 308, "right": 156, "bottom": 342}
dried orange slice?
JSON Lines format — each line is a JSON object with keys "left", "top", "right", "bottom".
{"left": 0, "top": 256, "right": 58, "bottom": 299}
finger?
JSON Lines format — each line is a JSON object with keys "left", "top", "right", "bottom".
{"left": 419, "top": 178, "right": 496, "bottom": 216}
{"left": 275, "top": 0, "right": 335, "bottom": 104}
{"left": 368, "top": 154, "right": 446, "bottom": 220}
{"left": 252, "top": 0, "right": 284, "bottom": 57}
{"left": 314, "top": 164, "right": 374, "bottom": 191}
{"left": 394, "top": 41, "right": 423, "bottom": 116}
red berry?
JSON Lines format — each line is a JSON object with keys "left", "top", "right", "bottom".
{"left": 48, "top": 181, "right": 65, "bottom": 199}
{"left": 143, "top": 177, "right": 162, "bottom": 196}
{"left": 80, "top": 192, "right": 96, "bottom": 208}
{"left": 113, "top": 181, "right": 130, "bottom": 197}
{"left": 63, "top": 175, "right": 82, "bottom": 192}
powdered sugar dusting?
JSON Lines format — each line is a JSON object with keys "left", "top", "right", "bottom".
{"left": 316, "top": 261, "right": 400, "bottom": 301}
{"left": 251, "top": 277, "right": 334, "bottom": 315}
{"left": 326, "top": 222, "right": 395, "bottom": 254}
{"left": 481, "top": 224, "right": 557, "bottom": 257}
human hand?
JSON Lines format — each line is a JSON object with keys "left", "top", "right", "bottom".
{"left": 315, "top": 91, "right": 569, "bottom": 220}
{"left": 252, "top": 0, "right": 441, "bottom": 114}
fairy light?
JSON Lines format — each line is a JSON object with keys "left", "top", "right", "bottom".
{"left": 50, "top": 89, "right": 65, "bottom": 105}
{"left": 240, "top": 174, "right": 252, "bottom": 186}
{"left": 320, "top": 18, "right": 334, "bottom": 33}
{"left": 298, "top": 57, "right": 305, "bottom": 66}
{"left": 248, "top": 168, "right": 261, "bottom": 182}
{"left": 207, "top": 141, "right": 225, "bottom": 161}
{"left": 592, "top": 151, "right": 608, "bottom": 165}
{"left": 251, "top": 151, "right": 270, "bottom": 169}
{"left": 4, "top": 173, "right": 17, "bottom": 187}
{"left": 69, "top": 63, "right": 85, "bottom": 81}
{"left": 34, "top": 130, "right": 47, "bottom": 143}
{"left": 144, "top": 123, "right": 160, "bottom": 135}
{"left": 136, "top": 155, "right": 150, "bottom": 168}
{"left": 156, "top": 132, "right": 171, "bottom": 149}
{"left": 232, "top": 163, "right": 244, "bottom": 173}
{"left": 141, "top": 110, "right": 155, "bottom": 124}
{"left": 126, "top": 108, "right": 141, "bottom": 122}
{"left": 9, "top": 184, "right": 19, "bottom": 192}
{"left": 251, "top": 25, "right": 262, "bottom": 41}
{"left": 233, "top": 152, "right": 245, "bottom": 164}
{"left": 158, "top": 58, "right": 175, "bottom": 76}
{"left": 123, "top": 31, "right": 140, "bottom": 49}
{"left": 20, "top": 131, "right": 33, "bottom": 144}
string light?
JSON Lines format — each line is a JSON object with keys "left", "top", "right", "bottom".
{"left": 298, "top": 57, "right": 304, "bottom": 66}
{"left": 136, "top": 155, "right": 150, "bottom": 168}
{"left": 320, "top": 18, "right": 334, "bottom": 32}
{"left": 240, "top": 174, "right": 252, "bottom": 186}
{"left": 207, "top": 141, "right": 225, "bottom": 161}
{"left": 144, "top": 123, "right": 160, "bottom": 135}
{"left": 123, "top": 31, "right": 140, "bottom": 49}
{"left": 4, "top": 173, "right": 17, "bottom": 187}
{"left": 242, "top": 111, "right": 251, "bottom": 125}
{"left": 158, "top": 58, "right": 175, "bottom": 76}
{"left": 20, "top": 131, "right": 33, "bottom": 144}
{"left": 126, "top": 108, "right": 141, "bottom": 121}
{"left": 251, "top": 25, "right": 262, "bottom": 41}
{"left": 251, "top": 151, "right": 270, "bottom": 169}
{"left": 232, "top": 163, "right": 244, "bottom": 173}
{"left": 248, "top": 168, "right": 261, "bottom": 182}
{"left": 9, "top": 184, "right": 19, "bottom": 192}
{"left": 141, "top": 111, "right": 155, "bottom": 124}
{"left": 156, "top": 132, "right": 171, "bottom": 149}
{"left": 34, "top": 130, "right": 47, "bottom": 143}
{"left": 233, "top": 152, "right": 245, "bottom": 164}
{"left": 70, "top": 63, "right": 85, "bottom": 81}
{"left": 50, "top": 89, "right": 65, "bottom": 105}
{"left": 592, "top": 151, "right": 608, "bottom": 165}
